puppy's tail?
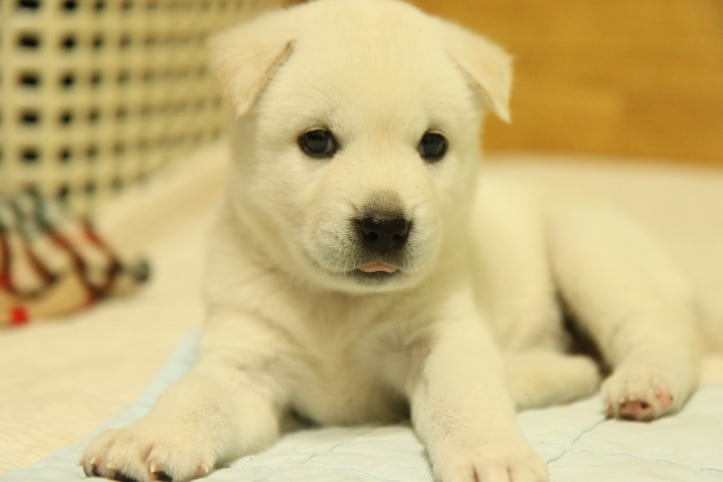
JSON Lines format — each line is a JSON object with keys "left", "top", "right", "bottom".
{"left": 504, "top": 350, "right": 601, "bottom": 410}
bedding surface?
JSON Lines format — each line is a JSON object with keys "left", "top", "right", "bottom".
{"left": 1, "top": 144, "right": 721, "bottom": 479}
{"left": 5, "top": 331, "right": 723, "bottom": 482}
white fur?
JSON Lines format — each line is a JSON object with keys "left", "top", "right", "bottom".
{"left": 82, "top": 1, "right": 704, "bottom": 481}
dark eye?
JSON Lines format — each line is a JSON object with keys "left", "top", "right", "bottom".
{"left": 298, "top": 128, "right": 338, "bottom": 159}
{"left": 418, "top": 131, "right": 448, "bottom": 162}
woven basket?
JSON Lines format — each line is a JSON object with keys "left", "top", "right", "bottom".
{"left": 0, "top": 0, "right": 282, "bottom": 213}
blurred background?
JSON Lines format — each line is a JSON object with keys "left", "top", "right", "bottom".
{"left": 1, "top": 0, "right": 721, "bottom": 213}
{"left": 411, "top": 0, "right": 723, "bottom": 167}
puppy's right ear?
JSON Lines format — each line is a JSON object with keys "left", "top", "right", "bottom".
{"left": 208, "top": 17, "right": 293, "bottom": 117}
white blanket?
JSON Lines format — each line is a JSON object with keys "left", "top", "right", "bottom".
{"left": 1, "top": 144, "right": 721, "bottom": 480}
{"left": 4, "top": 332, "right": 723, "bottom": 481}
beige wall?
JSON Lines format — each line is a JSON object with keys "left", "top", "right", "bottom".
{"left": 411, "top": 0, "right": 723, "bottom": 165}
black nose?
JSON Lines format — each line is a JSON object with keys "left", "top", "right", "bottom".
{"left": 355, "top": 216, "right": 411, "bottom": 253}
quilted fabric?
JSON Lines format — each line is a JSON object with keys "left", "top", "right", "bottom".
{"left": 4, "top": 331, "right": 722, "bottom": 482}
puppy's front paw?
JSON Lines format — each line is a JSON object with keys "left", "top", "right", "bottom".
{"left": 80, "top": 422, "right": 214, "bottom": 482}
{"left": 602, "top": 362, "right": 694, "bottom": 421}
{"left": 431, "top": 439, "right": 548, "bottom": 482}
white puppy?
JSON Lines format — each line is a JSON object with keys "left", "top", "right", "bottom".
{"left": 82, "top": 1, "right": 702, "bottom": 481}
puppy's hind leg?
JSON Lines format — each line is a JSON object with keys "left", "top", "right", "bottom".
{"left": 504, "top": 350, "right": 601, "bottom": 410}
{"left": 546, "top": 205, "right": 701, "bottom": 421}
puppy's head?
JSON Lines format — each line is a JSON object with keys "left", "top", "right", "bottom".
{"left": 209, "top": 0, "right": 512, "bottom": 294}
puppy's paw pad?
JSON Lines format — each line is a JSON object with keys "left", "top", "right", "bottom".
{"left": 617, "top": 399, "right": 654, "bottom": 420}
{"left": 602, "top": 366, "right": 679, "bottom": 421}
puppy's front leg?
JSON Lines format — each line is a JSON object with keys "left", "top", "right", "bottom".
{"left": 409, "top": 304, "right": 548, "bottom": 482}
{"left": 81, "top": 352, "right": 283, "bottom": 482}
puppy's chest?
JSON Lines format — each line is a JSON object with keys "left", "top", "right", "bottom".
{"left": 290, "top": 347, "right": 407, "bottom": 425}
{"left": 284, "top": 307, "right": 411, "bottom": 426}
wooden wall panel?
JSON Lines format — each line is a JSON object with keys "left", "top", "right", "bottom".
{"left": 411, "top": 0, "right": 723, "bottom": 165}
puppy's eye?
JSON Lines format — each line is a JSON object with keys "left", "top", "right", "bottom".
{"left": 418, "top": 131, "right": 448, "bottom": 162}
{"left": 298, "top": 128, "right": 338, "bottom": 159}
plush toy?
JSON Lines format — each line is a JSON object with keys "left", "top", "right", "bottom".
{"left": 0, "top": 191, "right": 149, "bottom": 326}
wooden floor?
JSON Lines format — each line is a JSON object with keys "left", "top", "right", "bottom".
{"left": 410, "top": 0, "right": 723, "bottom": 166}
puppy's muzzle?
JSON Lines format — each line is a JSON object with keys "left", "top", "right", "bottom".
{"left": 354, "top": 215, "right": 411, "bottom": 254}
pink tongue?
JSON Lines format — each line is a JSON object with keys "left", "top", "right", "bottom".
{"left": 359, "top": 262, "right": 397, "bottom": 273}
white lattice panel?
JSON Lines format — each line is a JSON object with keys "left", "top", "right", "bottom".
{"left": 0, "top": 0, "right": 282, "bottom": 212}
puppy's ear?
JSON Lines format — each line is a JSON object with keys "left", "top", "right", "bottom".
{"left": 441, "top": 22, "right": 513, "bottom": 122}
{"left": 208, "top": 17, "right": 293, "bottom": 116}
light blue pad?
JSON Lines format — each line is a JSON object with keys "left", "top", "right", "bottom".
{"left": 5, "top": 331, "right": 722, "bottom": 481}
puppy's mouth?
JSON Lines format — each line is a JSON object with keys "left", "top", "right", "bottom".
{"left": 301, "top": 246, "right": 408, "bottom": 285}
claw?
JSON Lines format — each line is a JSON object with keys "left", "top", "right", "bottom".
{"left": 149, "top": 464, "right": 173, "bottom": 482}
{"left": 155, "top": 471, "right": 174, "bottom": 482}
{"left": 84, "top": 457, "right": 101, "bottom": 477}
{"left": 197, "top": 463, "right": 210, "bottom": 476}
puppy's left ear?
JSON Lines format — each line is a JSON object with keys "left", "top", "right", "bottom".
{"left": 208, "top": 15, "right": 293, "bottom": 117}
{"left": 440, "top": 22, "right": 513, "bottom": 122}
